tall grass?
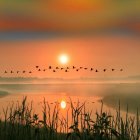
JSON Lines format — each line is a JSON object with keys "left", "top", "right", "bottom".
{"left": 0, "top": 97, "right": 139, "bottom": 140}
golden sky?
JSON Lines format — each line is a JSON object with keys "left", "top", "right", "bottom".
{"left": 0, "top": 0, "right": 140, "bottom": 79}
{"left": 0, "top": 35, "right": 140, "bottom": 78}
{"left": 0, "top": 0, "right": 140, "bottom": 32}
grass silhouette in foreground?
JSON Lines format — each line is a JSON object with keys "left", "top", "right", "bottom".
{"left": 0, "top": 97, "right": 139, "bottom": 140}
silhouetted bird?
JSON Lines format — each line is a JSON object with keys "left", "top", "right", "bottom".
{"left": 36, "top": 66, "right": 39, "bottom": 68}
{"left": 95, "top": 69, "right": 99, "bottom": 72}
{"left": 4, "top": 71, "right": 7, "bottom": 73}
{"left": 11, "top": 71, "right": 14, "bottom": 73}
{"left": 80, "top": 67, "right": 83, "bottom": 69}
{"left": 29, "top": 71, "right": 32, "bottom": 73}
{"left": 23, "top": 71, "right": 26, "bottom": 73}
{"left": 76, "top": 69, "right": 79, "bottom": 72}
{"left": 49, "top": 66, "right": 52, "bottom": 69}
{"left": 103, "top": 69, "right": 106, "bottom": 72}
{"left": 61, "top": 68, "right": 64, "bottom": 70}
{"left": 112, "top": 69, "right": 115, "bottom": 71}
{"left": 56, "top": 67, "right": 59, "bottom": 69}
{"left": 84, "top": 68, "right": 88, "bottom": 70}
{"left": 90, "top": 68, "right": 93, "bottom": 71}
{"left": 53, "top": 70, "right": 56, "bottom": 72}
{"left": 120, "top": 69, "right": 123, "bottom": 71}
{"left": 73, "top": 66, "right": 76, "bottom": 69}
{"left": 43, "top": 69, "right": 46, "bottom": 72}
{"left": 65, "top": 70, "right": 69, "bottom": 72}
{"left": 38, "top": 69, "right": 41, "bottom": 71}
{"left": 17, "top": 71, "right": 20, "bottom": 74}
{"left": 67, "top": 67, "right": 69, "bottom": 69}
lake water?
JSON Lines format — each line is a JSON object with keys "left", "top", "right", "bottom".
{"left": 0, "top": 83, "right": 140, "bottom": 121}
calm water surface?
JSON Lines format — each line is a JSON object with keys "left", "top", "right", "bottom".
{"left": 0, "top": 83, "right": 140, "bottom": 119}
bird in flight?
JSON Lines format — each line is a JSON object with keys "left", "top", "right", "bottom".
{"left": 23, "top": 71, "right": 26, "bottom": 73}
{"left": 49, "top": 66, "right": 52, "bottom": 69}
{"left": 38, "top": 69, "right": 41, "bottom": 71}
{"left": 73, "top": 66, "right": 76, "bottom": 69}
{"left": 112, "top": 69, "right": 115, "bottom": 71}
{"left": 90, "top": 68, "right": 93, "bottom": 71}
{"left": 84, "top": 68, "right": 88, "bottom": 70}
{"left": 95, "top": 69, "right": 99, "bottom": 72}
{"left": 65, "top": 70, "right": 69, "bottom": 72}
{"left": 53, "top": 70, "right": 56, "bottom": 72}
{"left": 120, "top": 69, "right": 123, "bottom": 71}
{"left": 11, "top": 71, "right": 14, "bottom": 73}
{"left": 4, "top": 71, "right": 7, "bottom": 73}
{"left": 103, "top": 69, "right": 107, "bottom": 72}
{"left": 17, "top": 71, "right": 20, "bottom": 74}
{"left": 36, "top": 66, "right": 39, "bottom": 69}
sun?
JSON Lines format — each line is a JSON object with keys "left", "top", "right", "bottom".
{"left": 59, "top": 54, "right": 69, "bottom": 64}
{"left": 60, "top": 100, "right": 67, "bottom": 109}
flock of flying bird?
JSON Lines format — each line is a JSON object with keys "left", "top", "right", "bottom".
{"left": 2, "top": 66, "right": 123, "bottom": 74}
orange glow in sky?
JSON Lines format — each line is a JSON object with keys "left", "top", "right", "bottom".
{"left": 0, "top": 0, "right": 140, "bottom": 80}
{"left": 59, "top": 54, "right": 69, "bottom": 65}
{"left": 0, "top": 35, "right": 140, "bottom": 79}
